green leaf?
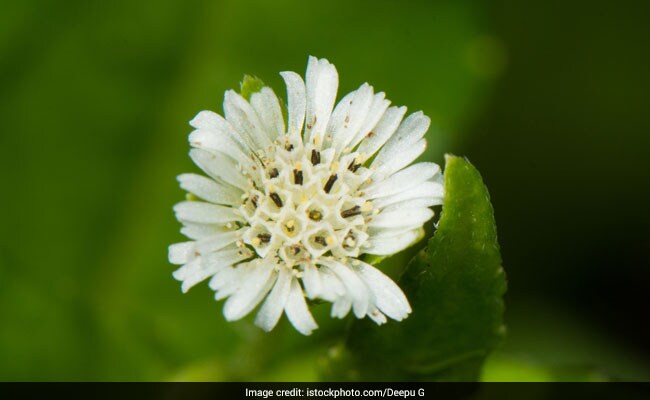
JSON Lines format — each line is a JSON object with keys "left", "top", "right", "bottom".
{"left": 240, "top": 75, "right": 265, "bottom": 101}
{"left": 324, "top": 155, "right": 507, "bottom": 381}
{"left": 481, "top": 352, "right": 608, "bottom": 382}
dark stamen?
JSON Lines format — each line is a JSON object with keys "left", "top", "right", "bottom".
{"left": 257, "top": 233, "right": 271, "bottom": 243}
{"left": 348, "top": 161, "right": 361, "bottom": 172}
{"left": 323, "top": 174, "right": 338, "bottom": 193}
{"left": 269, "top": 168, "right": 279, "bottom": 178}
{"left": 285, "top": 144, "right": 294, "bottom": 151}
{"left": 290, "top": 245, "right": 301, "bottom": 255}
{"left": 270, "top": 192, "right": 283, "bottom": 207}
{"left": 293, "top": 169, "right": 303, "bottom": 185}
{"left": 341, "top": 205, "right": 361, "bottom": 218}
{"left": 311, "top": 150, "right": 321, "bottom": 165}
{"left": 308, "top": 210, "right": 322, "bottom": 221}
{"left": 342, "top": 232, "right": 355, "bottom": 249}
{"left": 314, "top": 236, "right": 327, "bottom": 246}
{"left": 251, "top": 195, "right": 258, "bottom": 208}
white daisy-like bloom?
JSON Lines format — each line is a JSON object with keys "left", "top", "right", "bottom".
{"left": 169, "top": 56, "right": 444, "bottom": 335}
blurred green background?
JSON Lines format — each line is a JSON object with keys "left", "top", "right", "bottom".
{"left": 1, "top": 0, "right": 649, "bottom": 381}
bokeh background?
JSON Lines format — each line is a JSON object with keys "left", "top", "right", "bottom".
{"left": 1, "top": 0, "right": 649, "bottom": 381}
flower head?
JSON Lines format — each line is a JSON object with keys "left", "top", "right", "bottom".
{"left": 169, "top": 56, "right": 444, "bottom": 335}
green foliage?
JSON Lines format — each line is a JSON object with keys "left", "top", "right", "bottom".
{"left": 0, "top": 0, "right": 496, "bottom": 380}
{"left": 481, "top": 301, "right": 650, "bottom": 382}
{"left": 240, "top": 75, "right": 265, "bottom": 101}
{"left": 324, "top": 155, "right": 507, "bottom": 381}
{"left": 3, "top": 0, "right": 648, "bottom": 382}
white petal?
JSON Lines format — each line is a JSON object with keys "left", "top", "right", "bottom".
{"left": 168, "top": 242, "right": 196, "bottom": 265}
{"left": 250, "top": 87, "right": 285, "bottom": 140}
{"left": 210, "top": 264, "right": 248, "bottom": 294}
{"left": 331, "top": 297, "right": 352, "bottom": 319}
{"left": 329, "top": 83, "right": 374, "bottom": 153}
{"left": 213, "top": 269, "right": 249, "bottom": 300}
{"left": 372, "top": 138, "right": 427, "bottom": 180}
{"left": 173, "top": 246, "right": 249, "bottom": 293}
{"left": 356, "top": 105, "right": 407, "bottom": 158}
{"left": 190, "top": 110, "right": 222, "bottom": 130}
{"left": 180, "top": 223, "right": 230, "bottom": 240}
{"left": 302, "top": 263, "right": 322, "bottom": 299}
{"left": 380, "top": 197, "right": 441, "bottom": 213}
{"left": 280, "top": 71, "right": 306, "bottom": 136}
{"left": 368, "top": 225, "right": 416, "bottom": 239}
{"left": 189, "top": 148, "right": 249, "bottom": 191}
{"left": 224, "top": 90, "right": 272, "bottom": 151}
{"left": 209, "top": 265, "right": 233, "bottom": 291}
{"left": 380, "top": 111, "right": 430, "bottom": 151}
{"left": 174, "top": 246, "right": 242, "bottom": 280}
{"left": 367, "top": 307, "right": 388, "bottom": 325}
{"left": 348, "top": 92, "right": 391, "bottom": 150}
{"left": 325, "top": 90, "right": 354, "bottom": 144}
{"left": 365, "top": 229, "right": 421, "bottom": 255}
{"left": 364, "top": 162, "right": 441, "bottom": 199}
{"left": 371, "top": 111, "right": 430, "bottom": 175}
{"left": 194, "top": 230, "right": 240, "bottom": 254}
{"left": 368, "top": 207, "right": 434, "bottom": 229}
{"left": 189, "top": 110, "right": 248, "bottom": 150}
{"left": 173, "top": 201, "right": 242, "bottom": 224}
{"left": 318, "top": 268, "right": 345, "bottom": 302}
{"left": 372, "top": 181, "right": 444, "bottom": 209}
{"left": 320, "top": 259, "right": 369, "bottom": 318}
{"left": 356, "top": 261, "right": 411, "bottom": 321}
{"left": 285, "top": 278, "right": 318, "bottom": 335}
{"left": 189, "top": 129, "right": 248, "bottom": 160}
{"left": 177, "top": 173, "right": 239, "bottom": 205}
{"left": 223, "top": 260, "right": 275, "bottom": 321}
{"left": 304, "top": 56, "right": 338, "bottom": 144}
{"left": 201, "top": 246, "right": 252, "bottom": 270}
{"left": 254, "top": 267, "right": 292, "bottom": 332}
{"left": 172, "top": 258, "right": 216, "bottom": 293}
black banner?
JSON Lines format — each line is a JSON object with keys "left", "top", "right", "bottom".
{"left": 2, "top": 382, "right": 649, "bottom": 400}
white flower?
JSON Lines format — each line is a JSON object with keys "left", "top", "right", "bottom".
{"left": 169, "top": 56, "right": 444, "bottom": 335}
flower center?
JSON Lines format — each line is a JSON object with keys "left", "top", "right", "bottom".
{"left": 239, "top": 134, "right": 374, "bottom": 269}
